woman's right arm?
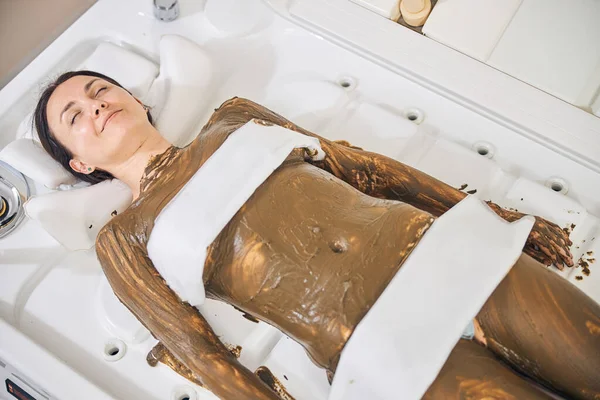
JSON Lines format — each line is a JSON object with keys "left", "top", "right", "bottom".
{"left": 96, "top": 224, "right": 279, "bottom": 400}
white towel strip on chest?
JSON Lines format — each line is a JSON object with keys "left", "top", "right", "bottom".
{"left": 147, "top": 120, "right": 325, "bottom": 307}
{"left": 328, "top": 195, "right": 534, "bottom": 400}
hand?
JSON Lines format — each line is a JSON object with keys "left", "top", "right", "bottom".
{"left": 486, "top": 202, "right": 574, "bottom": 269}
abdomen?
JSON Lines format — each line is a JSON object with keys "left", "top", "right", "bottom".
{"left": 205, "top": 159, "right": 433, "bottom": 371}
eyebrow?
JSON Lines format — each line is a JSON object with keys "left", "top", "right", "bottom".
{"left": 60, "top": 101, "right": 76, "bottom": 124}
{"left": 60, "top": 78, "right": 100, "bottom": 124}
{"left": 84, "top": 78, "right": 99, "bottom": 93}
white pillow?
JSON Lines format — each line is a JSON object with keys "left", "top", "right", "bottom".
{"left": 151, "top": 35, "right": 215, "bottom": 146}
{"left": 24, "top": 179, "right": 132, "bottom": 251}
{"left": 8, "top": 34, "right": 216, "bottom": 251}
{"left": 78, "top": 42, "right": 159, "bottom": 101}
{"left": 0, "top": 139, "right": 78, "bottom": 189}
{"left": 16, "top": 112, "right": 37, "bottom": 141}
{"left": 7, "top": 42, "right": 161, "bottom": 188}
{"left": 7, "top": 35, "right": 213, "bottom": 188}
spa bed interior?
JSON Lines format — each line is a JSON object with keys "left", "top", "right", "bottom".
{"left": 0, "top": 0, "right": 599, "bottom": 399}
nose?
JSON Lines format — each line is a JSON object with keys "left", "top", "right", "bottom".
{"left": 93, "top": 101, "right": 107, "bottom": 117}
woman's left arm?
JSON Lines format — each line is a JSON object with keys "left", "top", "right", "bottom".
{"left": 314, "top": 139, "right": 574, "bottom": 269}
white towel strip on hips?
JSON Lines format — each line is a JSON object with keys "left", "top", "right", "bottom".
{"left": 329, "top": 195, "right": 534, "bottom": 400}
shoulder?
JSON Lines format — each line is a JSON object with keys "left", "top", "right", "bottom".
{"left": 200, "top": 97, "right": 290, "bottom": 137}
{"left": 95, "top": 209, "right": 147, "bottom": 259}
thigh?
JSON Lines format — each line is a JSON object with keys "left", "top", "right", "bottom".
{"left": 477, "top": 254, "right": 600, "bottom": 400}
{"left": 423, "top": 339, "right": 552, "bottom": 399}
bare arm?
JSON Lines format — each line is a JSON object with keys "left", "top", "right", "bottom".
{"left": 208, "top": 97, "right": 573, "bottom": 268}
{"left": 96, "top": 225, "right": 279, "bottom": 400}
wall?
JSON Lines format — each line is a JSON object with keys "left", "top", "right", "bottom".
{"left": 0, "top": 0, "right": 97, "bottom": 89}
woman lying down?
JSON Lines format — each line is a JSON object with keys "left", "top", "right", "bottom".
{"left": 36, "top": 70, "right": 599, "bottom": 400}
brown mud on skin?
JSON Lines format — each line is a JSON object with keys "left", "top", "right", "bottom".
{"left": 423, "top": 340, "right": 552, "bottom": 399}
{"left": 95, "top": 98, "right": 574, "bottom": 400}
{"left": 226, "top": 344, "right": 242, "bottom": 359}
{"left": 242, "top": 313, "right": 260, "bottom": 323}
{"left": 147, "top": 342, "right": 204, "bottom": 387}
{"left": 333, "top": 139, "right": 363, "bottom": 150}
{"left": 233, "top": 305, "right": 260, "bottom": 323}
{"left": 477, "top": 254, "right": 600, "bottom": 400}
{"left": 456, "top": 377, "right": 517, "bottom": 400}
{"left": 255, "top": 366, "right": 296, "bottom": 400}
{"left": 205, "top": 159, "right": 434, "bottom": 371}
{"left": 586, "top": 321, "right": 600, "bottom": 336}
{"left": 96, "top": 98, "right": 435, "bottom": 399}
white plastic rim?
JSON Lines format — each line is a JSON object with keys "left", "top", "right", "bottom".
{"left": 404, "top": 107, "right": 425, "bottom": 124}
{"left": 204, "top": 0, "right": 266, "bottom": 36}
{"left": 171, "top": 385, "right": 198, "bottom": 400}
{"left": 102, "top": 338, "right": 126, "bottom": 362}
{"left": 472, "top": 141, "right": 496, "bottom": 159}
{"left": 545, "top": 176, "right": 569, "bottom": 195}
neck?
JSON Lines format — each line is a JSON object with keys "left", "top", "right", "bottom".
{"left": 111, "top": 133, "right": 172, "bottom": 200}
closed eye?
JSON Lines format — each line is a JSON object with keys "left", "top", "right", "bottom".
{"left": 95, "top": 87, "right": 107, "bottom": 97}
{"left": 71, "top": 111, "right": 80, "bottom": 125}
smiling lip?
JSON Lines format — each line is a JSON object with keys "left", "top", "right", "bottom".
{"left": 102, "top": 110, "right": 121, "bottom": 132}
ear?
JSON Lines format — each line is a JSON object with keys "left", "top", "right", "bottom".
{"left": 69, "top": 159, "right": 94, "bottom": 175}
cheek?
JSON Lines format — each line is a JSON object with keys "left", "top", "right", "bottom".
{"left": 116, "top": 109, "right": 148, "bottom": 134}
{"left": 70, "top": 122, "right": 101, "bottom": 156}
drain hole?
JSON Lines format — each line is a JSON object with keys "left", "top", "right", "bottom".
{"left": 545, "top": 177, "right": 568, "bottom": 195}
{"left": 171, "top": 386, "right": 197, "bottom": 400}
{"left": 103, "top": 339, "right": 126, "bottom": 362}
{"left": 404, "top": 108, "right": 424, "bottom": 124}
{"left": 472, "top": 141, "right": 495, "bottom": 159}
{"left": 107, "top": 347, "right": 119, "bottom": 356}
{"left": 337, "top": 76, "right": 356, "bottom": 90}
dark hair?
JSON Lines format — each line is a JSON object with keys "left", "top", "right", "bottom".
{"left": 34, "top": 70, "right": 153, "bottom": 184}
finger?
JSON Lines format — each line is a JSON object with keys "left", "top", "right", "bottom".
{"left": 537, "top": 239, "right": 564, "bottom": 270}
{"left": 553, "top": 241, "right": 574, "bottom": 267}
{"left": 524, "top": 246, "right": 552, "bottom": 266}
{"left": 524, "top": 239, "right": 552, "bottom": 264}
{"left": 546, "top": 227, "right": 574, "bottom": 265}
{"left": 526, "top": 227, "right": 567, "bottom": 268}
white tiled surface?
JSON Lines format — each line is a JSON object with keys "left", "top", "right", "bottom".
{"left": 488, "top": 0, "right": 600, "bottom": 106}
{"left": 422, "top": 0, "right": 600, "bottom": 111}
{"left": 423, "top": 0, "right": 522, "bottom": 62}
{"left": 349, "top": 0, "right": 401, "bottom": 20}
